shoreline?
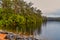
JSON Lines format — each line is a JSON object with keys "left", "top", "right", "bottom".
{"left": 0, "top": 31, "right": 39, "bottom": 40}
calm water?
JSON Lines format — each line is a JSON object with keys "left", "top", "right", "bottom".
{"left": 35, "top": 21, "right": 60, "bottom": 40}
{"left": 0, "top": 21, "right": 60, "bottom": 40}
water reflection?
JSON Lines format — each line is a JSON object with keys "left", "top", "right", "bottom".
{"left": 0, "top": 22, "right": 44, "bottom": 40}
{"left": 0, "top": 23, "right": 42, "bottom": 35}
{"left": 39, "top": 21, "right": 60, "bottom": 40}
{"left": 34, "top": 24, "right": 41, "bottom": 35}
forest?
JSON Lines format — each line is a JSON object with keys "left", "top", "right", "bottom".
{"left": 0, "top": 0, "right": 43, "bottom": 34}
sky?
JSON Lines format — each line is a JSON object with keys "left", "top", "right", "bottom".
{"left": 24, "top": 0, "right": 60, "bottom": 17}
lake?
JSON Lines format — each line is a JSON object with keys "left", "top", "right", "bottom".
{"left": 34, "top": 21, "right": 60, "bottom": 40}
{"left": 2, "top": 21, "right": 60, "bottom": 40}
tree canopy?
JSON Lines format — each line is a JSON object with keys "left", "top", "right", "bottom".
{"left": 0, "top": 0, "right": 43, "bottom": 34}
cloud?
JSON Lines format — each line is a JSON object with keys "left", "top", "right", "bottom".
{"left": 24, "top": 0, "right": 60, "bottom": 13}
{"left": 42, "top": 9, "right": 60, "bottom": 17}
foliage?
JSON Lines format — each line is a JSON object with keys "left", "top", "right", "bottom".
{"left": 0, "top": 0, "right": 43, "bottom": 34}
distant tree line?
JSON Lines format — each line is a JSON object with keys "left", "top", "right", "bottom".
{"left": 47, "top": 17, "right": 60, "bottom": 21}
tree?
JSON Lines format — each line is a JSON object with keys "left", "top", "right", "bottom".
{"left": 0, "top": 0, "right": 43, "bottom": 34}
